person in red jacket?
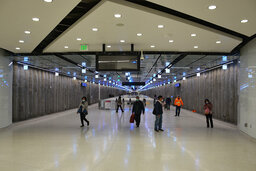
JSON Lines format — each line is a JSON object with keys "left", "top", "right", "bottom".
{"left": 203, "top": 99, "right": 213, "bottom": 128}
{"left": 174, "top": 96, "right": 183, "bottom": 117}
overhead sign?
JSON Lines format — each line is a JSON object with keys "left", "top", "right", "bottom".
{"left": 80, "top": 44, "right": 88, "bottom": 51}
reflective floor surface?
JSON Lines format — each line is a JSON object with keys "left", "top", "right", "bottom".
{"left": 0, "top": 101, "right": 256, "bottom": 171}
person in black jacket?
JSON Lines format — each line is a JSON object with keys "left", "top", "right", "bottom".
{"left": 132, "top": 96, "right": 145, "bottom": 127}
{"left": 154, "top": 96, "right": 164, "bottom": 132}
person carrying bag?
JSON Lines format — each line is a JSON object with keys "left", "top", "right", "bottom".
{"left": 77, "top": 96, "right": 89, "bottom": 127}
{"left": 203, "top": 99, "right": 213, "bottom": 128}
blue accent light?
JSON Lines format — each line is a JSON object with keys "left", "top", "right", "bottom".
{"left": 24, "top": 57, "right": 29, "bottom": 62}
{"left": 222, "top": 56, "right": 227, "bottom": 61}
{"left": 67, "top": 72, "right": 70, "bottom": 75}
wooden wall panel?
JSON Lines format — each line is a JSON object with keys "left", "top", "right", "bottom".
{"left": 143, "top": 63, "right": 239, "bottom": 124}
{"left": 12, "top": 64, "right": 126, "bottom": 122}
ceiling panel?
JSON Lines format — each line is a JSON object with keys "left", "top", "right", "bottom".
{"left": 45, "top": 0, "right": 242, "bottom": 53}
{"left": 0, "top": 0, "right": 81, "bottom": 53}
{"left": 147, "top": 0, "right": 256, "bottom": 36}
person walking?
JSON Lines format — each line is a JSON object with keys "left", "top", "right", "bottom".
{"left": 153, "top": 96, "right": 164, "bottom": 132}
{"left": 143, "top": 98, "right": 147, "bottom": 107}
{"left": 116, "top": 96, "right": 124, "bottom": 113}
{"left": 174, "top": 96, "right": 183, "bottom": 117}
{"left": 132, "top": 96, "right": 145, "bottom": 127}
{"left": 166, "top": 97, "right": 171, "bottom": 110}
{"left": 77, "top": 96, "right": 89, "bottom": 127}
{"left": 203, "top": 99, "right": 213, "bottom": 128}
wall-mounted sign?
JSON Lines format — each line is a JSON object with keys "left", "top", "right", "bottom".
{"left": 81, "top": 83, "right": 87, "bottom": 87}
{"left": 175, "top": 83, "right": 180, "bottom": 88}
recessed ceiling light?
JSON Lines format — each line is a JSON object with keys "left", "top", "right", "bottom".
{"left": 92, "top": 28, "right": 98, "bottom": 31}
{"left": 194, "top": 46, "right": 199, "bottom": 49}
{"left": 208, "top": 5, "right": 216, "bottom": 10}
{"left": 137, "top": 33, "right": 142, "bottom": 36}
{"left": 114, "top": 14, "right": 121, "bottom": 18}
{"left": 191, "top": 33, "right": 196, "bottom": 37}
{"left": 120, "top": 40, "right": 125, "bottom": 43}
{"left": 150, "top": 45, "right": 155, "bottom": 48}
{"left": 32, "top": 17, "right": 40, "bottom": 22}
{"left": 169, "top": 40, "right": 174, "bottom": 43}
{"left": 107, "top": 45, "right": 111, "bottom": 48}
{"left": 64, "top": 46, "right": 69, "bottom": 49}
{"left": 44, "top": 0, "right": 53, "bottom": 2}
{"left": 76, "top": 38, "right": 82, "bottom": 41}
{"left": 216, "top": 41, "right": 221, "bottom": 44}
{"left": 16, "top": 47, "right": 20, "bottom": 50}
{"left": 158, "top": 25, "right": 164, "bottom": 28}
{"left": 24, "top": 31, "right": 31, "bottom": 34}
{"left": 19, "top": 40, "right": 24, "bottom": 43}
{"left": 241, "top": 19, "right": 248, "bottom": 23}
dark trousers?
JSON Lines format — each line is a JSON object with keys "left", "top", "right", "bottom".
{"left": 205, "top": 114, "right": 213, "bottom": 128}
{"left": 80, "top": 113, "right": 89, "bottom": 126}
{"left": 166, "top": 104, "right": 170, "bottom": 110}
{"left": 135, "top": 114, "right": 141, "bottom": 127}
{"left": 175, "top": 106, "right": 181, "bottom": 116}
{"left": 116, "top": 105, "right": 124, "bottom": 112}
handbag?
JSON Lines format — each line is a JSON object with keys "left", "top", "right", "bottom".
{"left": 83, "top": 109, "right": 88, "bottom": 115}
{"left": 204, "top": 107, "right": 210, "bottom": 115}
{"left": 130, "top": 114, "right": 135, "bottom": 123}
{"left": 77, "top": 106, "right": 82, "bottom": 114}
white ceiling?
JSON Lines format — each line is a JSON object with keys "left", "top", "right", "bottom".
{"left": 147, "top": 0, "right": 256, "bottom": 36}
{"left": 45, "top": 0, "right": 242, "bottom": 53}
{"left": 0, "top": 0, "right": 254, "bottom": 53}
{"left": 0, "top": 0, "right": 81, "bottom": 53}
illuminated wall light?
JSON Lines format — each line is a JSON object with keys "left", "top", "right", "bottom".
{"left": 84, "top": 80, "right": 87, "bottom": 82}
{"left": 82, "top": 62, "right": 86, "bottom": 67}
{"left": 183, "top": 77, "right": 186, "bottom": 80}
{"left": 248, "top": 74, "right": 253, "bottom": 78}
{"left": 23, "top": 65, "right": 28, "bottom": 70}
{"left": 153, "top": 78, "right": 156, "bottom": 82}
{"left": 197, "top": 73, "right": 200, "bottom": 77}
{"left": 95, "top": 74, "right": 99, "bottom": 78}
{"left": 174, "top": 80, "right": 177, "bottom": 82}
{"left": 158, "top": 75, "right": 161, "bottom": 78}
{"left": 197, "top": 67, "right": 200, "bottom": 71}
{"left": 24, "top": 57, "right": 29, "bottom": 62}
{"left": 104, "top": 78, "right": 107, "bottom": 81}
{"left": 109, "top": 81, "right": 112, "bottom": 83}
{"left": 222, "top": 64, "right": 227, "bottom": 70}
{"left": 73, "top": 77, "right": 76, "bottom": 80}
{"left": 166, "top": 68, "right": 170, "bottom": 73}
{"left": 153, "top": 74, "right": 156, "bottom": 77}
{"left": 55, "top": 72, "right": 59, "bottom": 76}
{"left": 82, "top": 69, "right": 86, "bottom": 73}
{"left": 222, "top": 56, "right": 227, "bottom": 61}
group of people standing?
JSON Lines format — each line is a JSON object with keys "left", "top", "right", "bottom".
{"left": 76, "top": 95, "right": 214, "bottom": 129}
{"left": 153, "top": 95, "right": 214, "bottom": 131}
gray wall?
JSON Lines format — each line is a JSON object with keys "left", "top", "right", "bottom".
{"left": 12, "top": 64, "right": 126, "bottom": 122}
{"left": 143, "top": 62, "right": 239, "bottom": 124}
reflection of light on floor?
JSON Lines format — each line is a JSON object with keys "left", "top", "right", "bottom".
{"left": 73, "top": 143, "right": 77, "bottom": 155}
{"left": 54, "top": 155, "right": 59, "bottom": 168}
{"left": 127, "top": 144, "right": 130, "bottom": 152}
{"left": 130, "top": 124, "right": 134, "bottom": 130}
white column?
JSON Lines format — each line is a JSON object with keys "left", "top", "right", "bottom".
{"left": 0, "top": 49, "right": 13, "bottom": 128}
{"left": 239, "top": 38, "right": 256, "bottom": 139}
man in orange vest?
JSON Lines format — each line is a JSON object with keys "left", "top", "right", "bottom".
{"left": 174, "top": 96, "right": 184, "bottom": 117}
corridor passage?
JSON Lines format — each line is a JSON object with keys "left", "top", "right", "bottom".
{"left": 0, "top": 100, "right": 256, "bottom": 171}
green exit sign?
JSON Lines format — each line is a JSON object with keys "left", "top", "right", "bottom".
{"left": 80, "top": 44, "right": 88, "bottom": 51}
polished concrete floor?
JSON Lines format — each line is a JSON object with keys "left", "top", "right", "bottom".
{"left": 0, "top": 102, "right": 256, "bottom": 171}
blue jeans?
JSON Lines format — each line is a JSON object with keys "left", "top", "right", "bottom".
{"left": 155, "top": 114, "right": 162, "bottom": 130}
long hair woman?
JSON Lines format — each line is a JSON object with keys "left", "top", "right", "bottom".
{"left": 77, "top": 96, "right": 89, "bottom": 127}
{"left": 203, "top": 99, "right": 213, "bottom": 128}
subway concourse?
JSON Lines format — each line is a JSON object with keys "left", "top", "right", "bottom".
{"left": 0, "top": 97, "right": 256, "bottom": 171}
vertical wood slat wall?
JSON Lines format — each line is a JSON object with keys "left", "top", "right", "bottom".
{"left": 12, "top": 64, "right": 125, "bottom": 122}
{"left": 142, "top": 63, "right": 239, "bottom": 124}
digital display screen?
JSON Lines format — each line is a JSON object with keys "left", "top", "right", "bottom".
{"left": 96, "top": 55, "right": 140, "bottom": 71}
{"left": 81, "top": 83, "right": 87, "bottom": 87}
